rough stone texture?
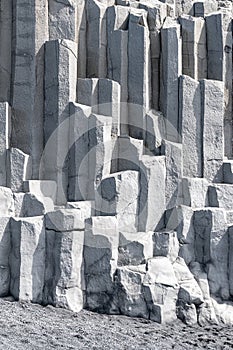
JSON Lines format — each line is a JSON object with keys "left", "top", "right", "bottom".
{"left": 0, "top": 0, "right": 232, "bottom": 327}
{"left": 10, "top": 216, "right": 45, "bottom": 303}
{"left": 95, "top": 170, "right": 139, "bottom": 233}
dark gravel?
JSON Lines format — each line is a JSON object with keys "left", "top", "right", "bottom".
{"left": 0, "top": 299, "right": 232, "bottom": 349}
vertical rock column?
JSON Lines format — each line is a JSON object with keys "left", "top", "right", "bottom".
{"left": 160, "top": 18, "right": 182, "bottom": 141}
{"left": 201, "top": 79, "right": 224, "bottom": 183}
{"left": 0, "top": 0, "right": 12, "bottom": 102}
{"left": 128, "top": 9, "right": 151, "bottom": 139}
{"left": 44, "top": 39, "right": 77, "bottom": 205}
{"left": 206, "top": 11, "right": 232, "bottom": 157}
{"left": 0, "top": 103, "right": 11, "bottom": 186}
{"left": 107, "top": 5, "right": 129, "bottom": 134}
{"left": 179, "top": 75, "right": 202, "bottom": 178}
{"left": 11, "top": 0, "right": 49, "bottom": 178}
{"left": 179, "top": 15, "right": 207, "bottom": 80}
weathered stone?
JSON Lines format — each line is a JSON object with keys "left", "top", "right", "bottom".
{"left": 128, "top": 9, "right": 151, "bottom": 139}
{"left": 0, "top": 187, "right": 14, "bottom": 216}
{"left": 208, "top": 184, "right": 233, "bottom": 210}
{"left": 179, "top": 75, "right": 202, "bottom": 177}
{"left": 114, "top": 265, "right": 148, "bottom": 318}
{"left": 77, "top": 79, "right": 98, "bottom": 110}
{"left": 193, "top": 208, "right": 229, "bottom": 300}
{"left": 201, "top": 80, "right": 224, "bottom": 182}
{"left": 160, "top": 18, "right": 182, "bottom": 141}
{"left": 88, "top": 114, "right": 112, "bottom": 199}
{"left": 10, "top": 217, "right": 45, "bottom": 303}
{"left": 139, "top": 156, "right": 166, "bottom": 232}
{"left": 177, "top": 301, "right": 197, "bottom": 326}
{"left": 145, "top": 111, "right": 166, "bottom": 154}
{"left": 86, "top": 0, "right": 108, "bottom": 78}
{"left": 161, "top": 139, "right": 182, "bottom": 209}
{"left": 166, "top": 206, "right": 195, "bottom": 265}
{"left": 118, "top": 231, "right": 153, "bottom": 266}
{"left": 143, "top": 283, "right": 178, "bottom": 323}
{"left": 179, "top": 15, "right": 207, "bottom": 80}
{"left": 96, "top": 170, "right": 139, "bottom": 233}
{"left": 144, "top": 257, "right": 178, "bottom": 287}
{"left": 11, "top": 0, "right": 48, "bottom": 177}
{"left": 0, "top": 217, "right": 11, "bottom": 296}
{"left": 206, "top": 11, "right": 232, "bottom": 157}
{"left": 45, "top": 209, "right": 85, "bottom": 232}
{"left": 44, "top": 228, "right": 85, "bottom": 312}
{"left": 153, "top": 230, "right": 179, "bottom": 263}
{"left": 68, "top": 103, "right": 91, "bottom": 201}
{"left": 116, "top": 136, "right": 143, "bottom": 172}
{"left": 0, "top": 103, "right": 10, "bottom": 186}
{"left": 173, "top": 257, "right": 204, "bottom": 305}
{"left": 44, "top": 39, "right": 77, "bottom": 205}
{"left": 9, "top": 148, "right": 32, "bottom": 193}
{"left": 49, "top": 0, "right": 78, "bottom": 41}
{"left": 182, "top": 178, "right": 209, "bottom": 208}
{"left": 98, "top": 79, "right": 121, "bottom": 136}
{"left": 84, "top": 216, "right": 118, "bottom": 311}
{"left": 66, "top": 201, "right": 93, "bottom": 219}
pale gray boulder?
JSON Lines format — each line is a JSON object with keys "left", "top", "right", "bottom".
{"left": 144, "top": 257, "right": 178, "bottom": 287}
{"left": 116, "top": 136, "right": 143, "bottom": 172}
{"left": 145, "top": 110, "right": 166, "bottom": 154}
{"left": 10, "top": 217, "right": 45, "bottom": 303}
{"left": 153, "top": 230, "right": 179, "bottom": 263}
{"left": 114, "top": 265, "right": 149, "bottom": 318}
{"left": 118, "top": 231, "right": 153, "bottom": 266}
{"left": 45, "top": 209, "right": 85, "bottom": 232}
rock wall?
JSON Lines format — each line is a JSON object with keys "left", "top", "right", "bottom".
{"left": 0, "top": 0, "right": 233, "bottom": 325}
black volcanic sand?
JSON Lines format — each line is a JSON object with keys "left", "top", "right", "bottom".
{"left": 0, "top": 299, "right": 232, "bottom": 349}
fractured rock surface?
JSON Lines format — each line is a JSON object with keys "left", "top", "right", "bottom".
{"left": 0, "top": 0, "right": 232, "bottom": 326}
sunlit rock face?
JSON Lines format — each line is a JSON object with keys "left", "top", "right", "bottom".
{"left": 0, "top": 0, "right": 232, "bottom": 325}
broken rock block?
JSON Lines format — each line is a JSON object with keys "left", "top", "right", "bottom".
{"left": 9, "top": 148, "right": 32, "bottom": 192}
{"left": 153, "top": 230, "right": 179, "bottom": 263}
{"left": 23, "top": 180, "right": 57, "bottom": 204}
{"left": 0, "top": 103, "right": 11, "bottom": 186}
{"left": 143, "top": 281, "right": 179, "bottom": 323}
{"left": 144, "top": 257, "right": 178, "bottom": 287}
{"left": 208, "top": 184, "right": 233, "bottom": 210}
{"left": 165, "top": 205, "right": 195, "bottom": 265}
{"left": 95, "top": 170, "right": 139, "bottom": 233}
{"left": 44, "top": 229, "right": 85, "bottom": 313}
{"left": 116, "top": 136, "right": 143, "bottom": 173}
{"left": 10, "top": 216, "right": 45, "bottom": 303}
{"left": 114, "top": 265, "right": 148, "bottom": 318}
{"left": 173, "top": 257, "right": 203, "bottom": 305}
{"left": 118, "top": 231, "right": 153, "bottom": 266}
{"left": 0, "top": 217, "right": 11, "bottom": 296}
{"left": 14, "top": 193, "right": 53, "bottom": 217}
{"left": 45, "top": 209, "right": 84, "bottom": 232}
{"left": 193, "top": 208, "right": 229, "bottom": 300}
{"left": 0, "top": 186, "right": 14, "bottom": 216}
{"left": 177, "top": 301, "right": 197, "bottom": 326}
{"left": 84, "top": 216, "right": 119, "bottom": 312}
{"left": 139, "top": 155, "right": 166, "bottom": 232}
{"left": 66, "top": 201, "right": 94, "bottom": 220}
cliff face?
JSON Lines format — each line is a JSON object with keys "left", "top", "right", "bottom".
{"left": 0, "top": 0, "right": 232, "bottom": 325}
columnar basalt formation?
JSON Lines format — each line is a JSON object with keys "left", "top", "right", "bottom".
{"left": 0, "top": 0, "right": 233, "bottom": 326}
